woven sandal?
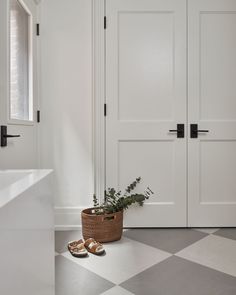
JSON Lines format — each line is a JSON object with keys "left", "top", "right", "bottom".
{"left": 84, "top": 238, "right": 105, "bottom": 256}
{"left": 67, "top": 239, "right": 88, "bottom": 257}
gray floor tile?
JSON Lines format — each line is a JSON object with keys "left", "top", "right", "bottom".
{"left": 55, "top": 255, "right": 114, "bottom": 295}
{"left": 194, "top": 227, "right": 219, "bottom": 234}
{"left": 55, "top": 230, "right": 82, "bottom": 253}
{"left": 123, "top": 228, "right": 208, "bottom": 253}
{"left": 214, "top": 228, "right": 236, "bottom": 241}
{"left": 120, "top": 256, "right": 236, "bottom": 295}
{"left": 62, "top": 236, "right": 170, "bottom": 284}
{"left": 176, "top": 235, "right": 236, "bottom": 277}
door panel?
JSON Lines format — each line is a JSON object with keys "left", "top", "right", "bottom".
{"left": 0, "top": 0, "right": 39, "bottom": 169}
{"left": 118, "top": 11, "right": 175, "bottom": 121}
{"left": 188, "top": 0, "right": 236, "bottom": 226}
{"left": 106, "top": 0, "right": 187, "bottom": 227}
{"left": 200, "top": 141, "right": 236, "bottom": 203}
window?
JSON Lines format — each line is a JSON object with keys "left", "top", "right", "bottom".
{"left": 10, "top": 0, "right": 32, "bottom": 121}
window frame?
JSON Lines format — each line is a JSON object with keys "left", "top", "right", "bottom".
{"left": 7, "top": 0, "right": 34, "bottom": 126}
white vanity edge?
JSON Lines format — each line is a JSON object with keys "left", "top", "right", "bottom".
{"left": 0, "top": 169, "right": 53, "bottom": 209}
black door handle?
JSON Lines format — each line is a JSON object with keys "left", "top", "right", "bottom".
{"left": 1, "top": 126, "right": 21, "bottom": 147}
{"left": 3, "top": 134, "right": 21, "bottom": 138}
{"left": 190, "top": 124, "right": 209, "bottom": 138}
{"left": 169, "top": 124, "right": 184, "bottom": 138}
{"left": 198, "top": 130, "right": 209, "bottom": 133}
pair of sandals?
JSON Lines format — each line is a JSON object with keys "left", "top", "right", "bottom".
{"left": 68, "top": 238, "right": 105, "bottom": 257}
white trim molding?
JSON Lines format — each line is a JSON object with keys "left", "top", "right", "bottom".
{"left": 92, "top": 0, "right": 106, "bottom": 202}
{"left": 55, "top": 207, "right": 87, "bottom": 230}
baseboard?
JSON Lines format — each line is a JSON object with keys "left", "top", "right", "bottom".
{"left": 54, "top": 206, "right": 86, "bottom": 230}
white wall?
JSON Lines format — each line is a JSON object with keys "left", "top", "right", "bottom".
{"left": 40, "top": 0, "right": 94, "bottom": 227}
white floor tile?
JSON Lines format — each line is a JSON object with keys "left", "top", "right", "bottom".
{"left": 100, "top": 286, "right": 134, "bottom": 295}
{"left": 62, "top": 237, "right": 171, "bottom": 284}
{"left": 176, "top": 235, "right": 236, "bottom": 277}
{"left": 195, "top": 228, "right": 219, "bottom": 234}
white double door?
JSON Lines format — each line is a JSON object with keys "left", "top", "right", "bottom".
{"left": 106, "top": 0, "right": 236, "bottom": 227}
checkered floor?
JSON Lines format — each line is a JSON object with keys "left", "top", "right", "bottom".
{"left": 55, "top": 228, "right": 236, "bottom": 295}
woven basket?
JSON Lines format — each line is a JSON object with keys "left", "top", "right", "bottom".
{"left": 81, "top": 208, "right": 123, "bottom": 243}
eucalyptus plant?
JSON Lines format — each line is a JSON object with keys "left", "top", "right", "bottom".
{"left": 93, "top": 177, "right": 153, "bottom": 214}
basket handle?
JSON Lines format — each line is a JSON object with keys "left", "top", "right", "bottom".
{"left": 103, "top": 214, "right": 116, "bottom": 221}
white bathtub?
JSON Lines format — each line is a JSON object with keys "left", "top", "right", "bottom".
{"left": 0, "top": 170, "right": 54, "bottom": 295}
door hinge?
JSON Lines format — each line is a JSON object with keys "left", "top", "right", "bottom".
{"left": 37, "top": 110, "right": 40, "bottom": 123}
{"left": 104, "top": 16, "right": 107, "bottom": 29}
{"left": 104, "top": 103, "right": 107, "bottom": 117}
{"left": 36, "top": 23, "right": 40, "bottom": 36}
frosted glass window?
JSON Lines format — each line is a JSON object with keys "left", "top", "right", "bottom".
{"left": 10, "top": 0, "right": 32, "bottom": 121}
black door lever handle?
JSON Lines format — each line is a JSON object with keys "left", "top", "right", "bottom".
{"left": 169, "top": 124, "right": 184, "bottom": 138}
{"left": 1, "top": 126, "right": 21, "bottom": 147}
{"left": 198, "top": 130, "right": 209, "bottom": 133}
{"left": 191, "top": 124, "right": 209, "bottom": 138}
{"left": 3, "top": 134, "right": 21, "bottom": 138}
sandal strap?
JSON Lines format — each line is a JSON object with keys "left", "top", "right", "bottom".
{"left": 84, "top": 238, "right": 103, "bottom": 253}
{"left": 84, "top": 238, "right": 95, "bottom": 248}
{"left": 90, "top": 243, "right": 103, "bottom": 253}
{"left": 72, "top": 245, "right": 86, "bottom": 253}
{"left": 68, "top": 239, "right": 84, "bottom": 250}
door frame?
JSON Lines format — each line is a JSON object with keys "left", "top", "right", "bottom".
{"left": 92, "top": 0, "right": 106, "bottom": 201}
{"left": 92, "top": 0, "right": 188, "bottom": 208}
{"left": 0, "top": 0, "right": 41, "bottom": 168}
{"left": 92, "top": 0, "right": 188, "bottom": 206}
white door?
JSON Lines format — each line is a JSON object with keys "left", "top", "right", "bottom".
{"left": 0, "top": 0, "right": 39, "bottom": 169}
{"left": 106, "top": 0, "right": 187, "bottom": 227}
{"left": 188, "top": 0, "right": 236, "bottom": 226}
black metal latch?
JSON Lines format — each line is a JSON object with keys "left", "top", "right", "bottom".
{"left": 1, "top": 125, "right": 20, "bottom": 147}
{"left": 190, "top": 124, "right": 209, "bottom": 138}
{"left": 169, "top": 124, "right": 185, "bottom": 138}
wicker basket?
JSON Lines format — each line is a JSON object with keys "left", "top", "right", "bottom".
{"left": 81, "top": 208, "right": 123, "bottom": 243}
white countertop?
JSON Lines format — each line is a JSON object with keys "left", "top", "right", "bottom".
{"left": 0, "top": 169, "right": 53, "bottom": 209}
